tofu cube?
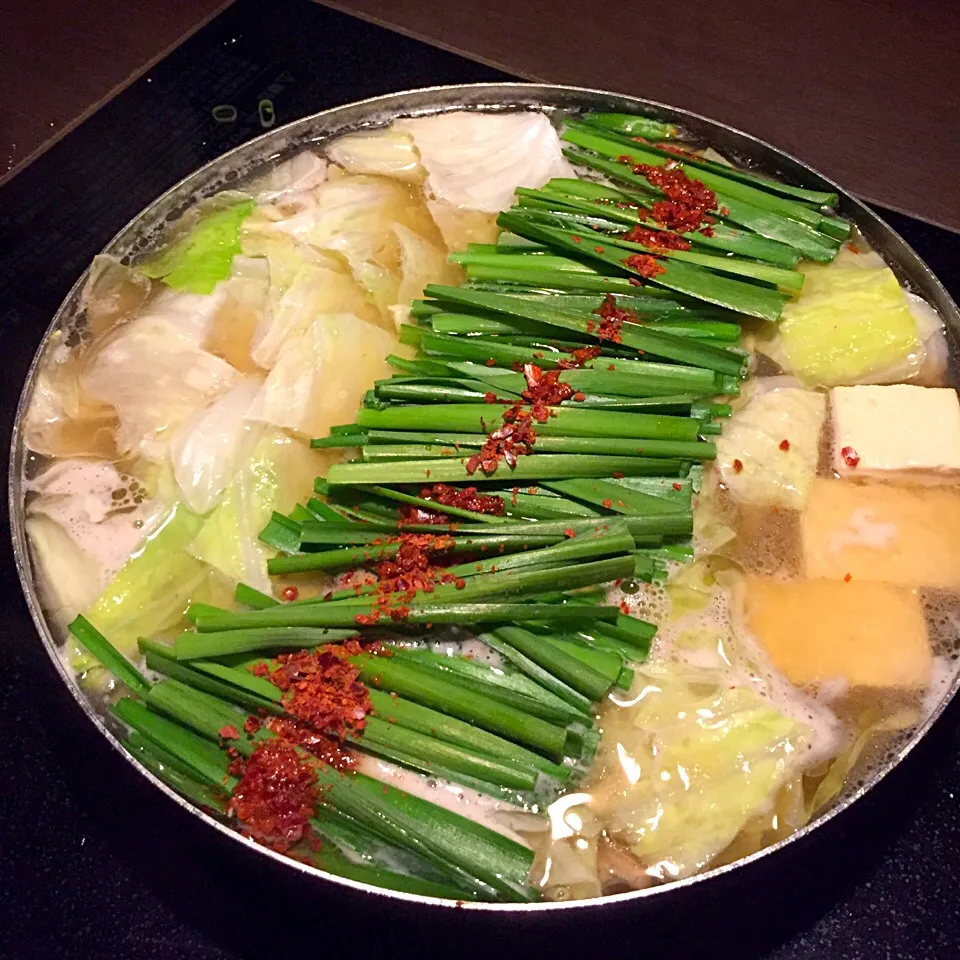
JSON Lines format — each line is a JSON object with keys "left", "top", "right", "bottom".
{"left": 830, "top": 384, "right": 960, "bottom": 479}
{"left": 802, "top": 478, "right": 960, "bottom": 588}
{"left": 741, "top": 577, "right": 931, "bottom": 688}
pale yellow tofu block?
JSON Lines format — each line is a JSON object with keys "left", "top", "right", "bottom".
{"left": 742, "top": 577, "right": 931, "bottom": 688}
{"left": 802, "top": 478, "right": 960, "bottom": 588}
{"left": 830, "top": 384, "right": 960, "bottom": 480}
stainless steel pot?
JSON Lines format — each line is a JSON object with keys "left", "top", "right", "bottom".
{"left": 9, "top": 83, "right": 960, "bottom": 914}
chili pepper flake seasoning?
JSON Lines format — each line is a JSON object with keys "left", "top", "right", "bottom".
{"left": 229, "top": 740, "right": 318, "bottom": 852}
{"left": 268, "top": 646, "right": 373, "bottom": 740}
{"left": 617, "top": 157, "right": 718, "bottom": 233}
{"left": 732, "top": 458, "right": 744, "bottom": 473}
{"left": 282, "top": 585, "right": 299, "bottom": 602}
{"left": 841, "top": 446, "right": 860, "bottom": 468}
{"left": 779, "top": 439, "right": 791, "bottom": 451}
{"left": 623, "top": 253, "right": 667, "bottom": 280}
{"left": 558, "top": 345, "right": 602, "bottom": 369}
{"left": 465, "top": 362, "right": 581, "bottom": 476}
{"left": 621, "top": 225, "right": 691, "bottom": 251}
{"left": 398, "top": 483, "right": 505, "bottom": 524}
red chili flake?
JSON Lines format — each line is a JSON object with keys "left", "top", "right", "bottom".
{"left": 613, "top": 471, "right": 625, "bottom": 479}
{"left": 841, "top": 446, "right": 860, "bottom": 468}
{"left": 218, "top": 725, "right": 240, "bottom": 740}
{"left": 282, "top": 585, "right": 299, "bottom": 602}
{"left": 619, "top": 601, "right": 631, "bottom": 615}
{"left": 844, "top": 573, "right": 853, "bottom": 583}
{"left": 558, "top": 345, "right": 602, "bottom": 369}
{"left": 622, "top": 225, "right": 691, "bottom": 251}
{"left": 252, "top": 662, "right": 270, "bottom": 678}
{"left": 602, "top": 498, "right": 614, "bottom": 508}
{"left": 483, "top": 391, "right": 498, "bottom": 405}
{"left": 628, "top": 277, "right": 643, "bottom": 286}
{"left": 485, "top": 358, "right": 496, "bottom": 367}
{"left": 573, "top": 391, "right": 586, "bottom": 402}
{"left": 563, "top": 528, "right": 576, "bottom": 539}
{"left": 594, "top": 245, "right": 606, "bottom": 253}
{"left": 454, "top": 578, "right": 466, "bottom": 589}
{"left": 672, "top": 482, "right": 683, "bottom": 491}
{"left": 771, "top": 506, "right": 780, "bottom": 515}
{"left": 572, "top": 234, "right": 582, "bottom": 244}
{"left": 847, "top": 241, "right": 861, "bottom": 254}
{"left": 732, "top": 458, "right": 744, "bottom": 473}
{"left": 699, "top": 226, "right": 716, "bottom": 238}
{"left": 244, "top": 716, "right": 262, "bottom": 735}
{"left": 588, "top": 293, "right": 629, "bottom": 342}
{"left": 400, "top": 483, "right": 505, "bottom": 525}
{"left": 585, "top": 319, "right": 597, "bottom": 334}
{"left": 719, "top": 206, "right": 730, "bottom": 216}
{"left": 266, "top": 646, "right": 373, "bottom": 741}
{"left": 229, "top": 741, "right": 317, "bottom": 852}
{"left": 779, "top": 439, "right": 791, "bottom": 451}
{"left": 623, "top": 253, "right": 667, "bottom": 279}
{"left": 618, "top": 162, "right": 717, "bottom": 233}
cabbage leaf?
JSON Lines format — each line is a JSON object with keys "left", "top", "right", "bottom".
{"left": 326, "top": 129, "right": 423, "bottom": 181}
{"left": 777, "top": 264, "right": 925, "bottom": 386}
{"left": 140, "top": 199, "right": 255, "bottom": 294}
{"left": 81, "top": 303, "right": 239, "bottom": 461}
{"left": 593, "top": 662, "right": 812, "bottom": 880}
{"left": 715, "top": 386, "right": 826, "bottom": 510}
{"left": 396, "top": 111, "right": 576, "bottom": 213}
{"left": 188, "top": 431, "right": 334, "bottom": 591}
{"left": 246, "top": 312, "right": 396, "bottom": 438}
{"left": 82, "top": 503, "right": 209, "bottom": 657}
{"left": 169, "top": 377, "right": 263, "bottom": 514}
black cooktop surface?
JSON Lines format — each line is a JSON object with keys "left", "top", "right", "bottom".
{"left": 1, "top": 1, "right": 958, "bottom": 957}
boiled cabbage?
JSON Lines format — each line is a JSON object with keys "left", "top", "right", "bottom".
{"left": 139, "top": 198, "right": 254, "bottom": 294}
{"left": 776, "top": 264, "right": 925, "bottom": 386}
{"left": 83, "top": 503, "right": 210, "bottom": 656}
{"left": 250, "top": 151, "right": 327, "bottom": 202}
{"left": 590, "top": 662, "right": 813, "bottom": 879}
{"left": 189, "top": 431, "right": 344, "bottom": 592}
{"left": 715, "top": 386, "right": 826, "bottom": 509}
{"left": 24, "top": 335, "right": 120, "bottom": 461}
{"left": 327, "top": 129, "right": 423, "bottom": 181}
{"left": 393, "top": 222, "right": 461, "bottom": 305}
{"left": 426, "top": 199, "right": 500, "bottom": 250}
{"left": 396, "top": 111, "right": 576, "bottom": 213}
{"left": 169, "top": 377, "right": 264, "bottom": 514}
{"left": 81, "top": 299, "right": 239, "bottom": 461}
{"left": 245, "top": 312, "right": 396, "bottom": 438}
{"left": 249, "top": 259, "right": 379, "bottom": 369}
{"left": 82, "top": 255, "right": 152, "bottom": 338}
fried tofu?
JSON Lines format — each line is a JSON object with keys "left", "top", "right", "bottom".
{"left": 742, "top": 577, "right": 931, "bottom": 688}
{"left": 802, "top": 478, "right": 960, "bottom": 588}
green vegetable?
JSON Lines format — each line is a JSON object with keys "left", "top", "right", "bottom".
{"left": 138, "top": 199, "right": 254, "bottom": 293}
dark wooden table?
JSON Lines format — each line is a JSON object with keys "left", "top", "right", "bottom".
{"left": 5, "top": 1, "right": 959, "bottom": 230}
{"left": 319, "top": 0, "right": 960, "bottom": 231}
